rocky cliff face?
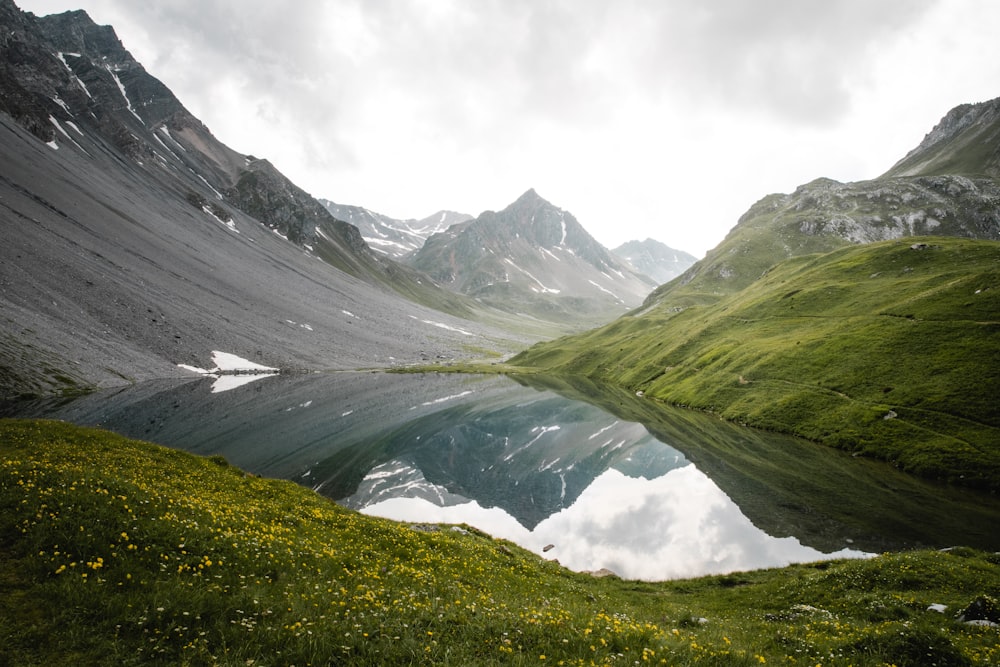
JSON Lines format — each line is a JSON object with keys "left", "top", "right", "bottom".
{"left": 407, "top": 189, "right": 656, "bottom": 327}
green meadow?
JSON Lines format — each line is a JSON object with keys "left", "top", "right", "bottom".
{"left": 2, "top": 419, "right": 998, "bottom": 666}
{"left": 509, "top": 238, "right": 1000, "bottom": 491}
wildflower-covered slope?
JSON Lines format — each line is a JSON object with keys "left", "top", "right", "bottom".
{"left": 2, "top": 419, "right": 999, "bottom": 665}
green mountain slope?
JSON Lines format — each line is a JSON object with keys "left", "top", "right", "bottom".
{"left": 644, "top": 174, "right": 1000, "bottom": 314}
{"left": 511, "top": 237, "right": 1000, "bottom": 490}
{"left": 4, "top": 419, "right": 999, "bottom": 665}
{"left": 883, "top": 97, "right": 1000, "bottom": 179}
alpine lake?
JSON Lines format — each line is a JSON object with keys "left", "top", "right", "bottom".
{"left": 5, "top": 370, "right": 999, "bottom": 581}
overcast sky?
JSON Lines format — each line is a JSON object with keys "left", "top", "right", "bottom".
{"left": 18, "top": 0, "right": 1000, "bottom": 256}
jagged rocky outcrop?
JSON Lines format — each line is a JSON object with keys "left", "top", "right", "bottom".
{"left": 407, "top": 189, "right": 657, "bottom": 327}
{"left": 320, "top": 200, "right": 472, "bottom": 259}
{"left": 613, "top": 238, "right": 697, "bottom": 285}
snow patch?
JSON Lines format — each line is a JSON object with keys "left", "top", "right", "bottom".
{"left": 503, "top": 258, "right": 560, "bottom": 294}
{"left": 203, "top": 205, "right": 239, "bottom": 233}
{"left": 409, "top": 315, "right": 473, "bottom": 336}
{"left": 209, "top": 374, "right": 272, "bottom": 393}
{"left": 421, "top": 390, "right": 474, "bottom": 406}
{"left": 177, "top": 350, "right": 278, "bottom": 376}
{"left": 588, "top": 421, "right": 620, "bottom": 440}
{"left": 57, "top": 52, "right": 92, "bottom": 98}
{"left": 588, "top": 279, "right": 623, "bottom": 302}
{"left": 105, "top": 65, "right": 143, "bottom": 123}
{"left": 194, "top": 172, "right": 224, "bottom": 200}
{"left": 49, "top": 115, "right": 71, "bottom": 140}
{"left": 503, "top": 425, "right": 561, "bottom": 462}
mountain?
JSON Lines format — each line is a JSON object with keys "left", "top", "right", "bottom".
{"left": 639, "top": 173, "right": 1000, "bottom": 314}
{"left": 319, "top": 199, "right": 472, "bottom": 259}
{"left": 883, "top": 97, "right": 1000, "bottom": 179}
{"left": 628, "top": 100, "right": 1000, "bottom": 314}
{"left": 406, "top": 189, "right": 657, "bottom": 328}
{"left": 0, "top": 2, "right": 518, "bottom": 399}
{"left": 613, "top": 238, "right": 697, "bottom": 284}
{"left": 511, "top": 98, "right": 1000, "bottom": 491}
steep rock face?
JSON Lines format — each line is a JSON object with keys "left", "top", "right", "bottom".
{"left": 613, "top": 238, "right": 697, "bottom": 285}
{"left": 407, "top": 189, "right": 656, "bottom": 327}
{"left": 320, "top": 200, "right": 472, "bottom": 259}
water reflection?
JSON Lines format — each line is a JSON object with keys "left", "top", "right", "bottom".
{"left": 362, "top": 465, "right": 863, "bottom": 580}
{"left": 5, "top": 371, "right": 1000, "bottom": 581}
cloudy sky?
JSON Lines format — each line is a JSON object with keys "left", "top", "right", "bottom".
{"left": 19, "top": 0, "right": 1000, "bottom": 256}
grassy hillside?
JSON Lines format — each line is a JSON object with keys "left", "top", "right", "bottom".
{"left": 2, "top": 419, "right": 999, "bottom": 666}
{"left": 640, "top": 175, "right": 1000, "bottom": 317}
{"left": 510, "top": 237, "right": 1000, "bottom": 490}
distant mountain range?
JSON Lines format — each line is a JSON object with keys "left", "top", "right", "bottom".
{"left": 613, "top": 238, "right": 697, "bottom": 284}
{"left": 406, "top": 189, "right": 657, "bottom": 327}
{"left": 318, "top": 200, "right": 472, "bottom": 259}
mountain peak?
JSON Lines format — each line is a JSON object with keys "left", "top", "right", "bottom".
{"left": 883, "top": 96, "right": 1000, "bottom": 179}
{"left": 512, "top": 188, "right": 549, "bottom": 207}
{"left": 407, "top": 191, "right": 656, "bottom": 326}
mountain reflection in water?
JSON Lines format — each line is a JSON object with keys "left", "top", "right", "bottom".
{"left": 6, "top": 371, "right": 999, "bottom": 581}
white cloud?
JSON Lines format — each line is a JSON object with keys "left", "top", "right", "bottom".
{"left": 18, "top": 0, "right": 1000, "bottom": 256}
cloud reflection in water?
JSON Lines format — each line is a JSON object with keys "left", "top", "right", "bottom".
{"left": 362, "top": 463, "right": 868, "bottom": 580}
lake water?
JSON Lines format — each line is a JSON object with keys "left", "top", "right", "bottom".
{"left": 6, "top": 371, "right": 1000, "bottom": 580}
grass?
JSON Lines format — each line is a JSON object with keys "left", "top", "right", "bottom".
{"left": 510, "top": 237, "right": 1000, "bottom": 491}
{"left": 2, "top": 418, "right": 1000, "bottom": 666}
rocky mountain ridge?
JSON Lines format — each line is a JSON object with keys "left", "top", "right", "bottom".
{"left": 883, "top": 97, "right": 1000, "bottom": 179}
{"left": 319, "top": 199, "right": 472, "bottom": 259}
{"left": 407, "top": 189, "right": 657, "bottom": 328}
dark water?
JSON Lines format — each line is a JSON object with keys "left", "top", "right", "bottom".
{"left": 5, "top": 371, "right": 999, "bottom": 580}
